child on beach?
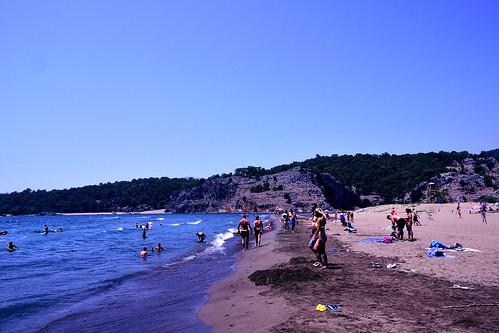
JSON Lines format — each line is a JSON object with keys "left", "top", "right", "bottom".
{"left": 289, "top": 209, "right": 297, "bottom": 232}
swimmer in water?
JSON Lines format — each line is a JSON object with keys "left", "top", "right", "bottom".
{"left": 238, "top": 214, "right": 253, "bottom": 252}
{"left": 196, "top": 232, "right": 206, "bottom": 243}
{"left": 44, "top": 224, "right": 49, "bottom": 235}
{"left": 140, "top": 247, "right": 148, "bottom": 257}
{"left": 7, "top": 242, "right": 18, "bottom": 252}
{"left": 152, "top": 242, "right": 164, "bottom": 253}
{"left": 142, "top": 229, "right": 147, "bottom": 239}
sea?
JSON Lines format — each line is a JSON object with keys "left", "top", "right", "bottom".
{"left": 0, "top": 213, "right": 268, "bottom": 332}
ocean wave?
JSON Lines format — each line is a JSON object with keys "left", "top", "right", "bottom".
{"left": 155, "top": 217, "right": 165, "bottom": 221}
{"left": 203, "top": 229, "right": 235, "bottom": 255}
{"left": 166, "top": 223, "right": 181, "bottom": 227}
{"left": 183, "top": 255, "right": 197, "bottom": 261}
{"left": 187, "top": 220, "right": 202, "bottom": 225}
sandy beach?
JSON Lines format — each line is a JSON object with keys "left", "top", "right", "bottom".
{"left": 199, "top": 203, "right": 499, "bottom": 332}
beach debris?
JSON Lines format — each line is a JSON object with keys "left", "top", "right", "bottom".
{"left": 326, "top": 304, "right": 342, "bottom": 312}
{"left": 387, "top": 263, "right": 399, "bottom": 269}
{"left": 400, "top": 268, "right": 416, "bottom": 273}
{"left": 370, "top": 262, "right": 382, "bottom": 268}
{"left": 450, "top": 284, "right": 474, "bottom": 291}
{"left": 316, "top": 304, "right": 327, "bottom": 312}
{"left": 444, "top": 303, "right": 499, "bottom": 309}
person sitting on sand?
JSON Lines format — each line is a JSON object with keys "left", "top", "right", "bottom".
{"left": 238, "top": 214, "right": 253, "bottom": 252}
{"left": 152, "top": 242, "right": 164, "bottom": 253}
{"left": 311, "top": 209, "right": 328, "bottom": 269}
{"left": 196, "top": 232, "right": 206, "bottom": 243}
{"left": 7, "top": 242, "right": 18, "bottom": 253}
{"left": 140, "top": 247, "right": 148, "bottom": 257}
{"left": 254, "top": 216, "right": 263, "bottom": 247}
{"left": 387, "top": 213, "right": 406, "bottom": 240}
{"left": 405, "top": 208, "right": 414, "bottom": 241}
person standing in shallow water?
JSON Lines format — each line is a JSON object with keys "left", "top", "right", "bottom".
{"left": 238, "top": 214, "right": 252, "bottom": 252}
{"left": 253, "top": 215, "right": 263, "bottom": 247}
{"left": 7, "top": 242, "right": 18, "bottom": 252}
{"left": 142, "top": 228, "right": 147, "bottom": 239}
{"left": 44, "top": 224, "right": 49, "bottom": 235}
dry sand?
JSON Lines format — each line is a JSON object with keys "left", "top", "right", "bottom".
{"left": 199, "top": 204, "right": 499, "bottom": 333}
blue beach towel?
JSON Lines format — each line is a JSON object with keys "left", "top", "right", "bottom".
{"left": 430, "top": 240, "right": 448, "bottom": 249}
{"left": 358, "top": 237, "right": 386, "bottom": 243}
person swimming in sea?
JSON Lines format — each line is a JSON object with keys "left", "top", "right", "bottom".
{"left": 196, "top": 232, "right": 206, "bottom": 243}
{"left": 254, "top": 216, "right": 263, "bottom": 247}
{"left": 7, "top": 242, "right": 18, "bottom": 253}
{"left": 142, "top": 228, "right": 147, "bottom": 239}
{"left": 238, "top": 214, "right": 253, "bottom": 252}
{"left": 140, "top": 247, "right": 148, "bottom": 257}
{"left": 44, "top": 224, "right": 49, "bottom": 235}
{"left": 152, "top": 242, "right": 164, "bottom": 253}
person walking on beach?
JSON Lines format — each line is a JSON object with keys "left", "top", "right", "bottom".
{"left": 405, "top": 208, "right": 414, "bottom": 241}
{"left": 282, "top": 211, "right": 290, "bottom": 230}
{"left": 238, "top": 214, "right": 253, "bottom": 252}
{"left": 413, "top": 209, "right": 421, "bottom": 226}
{"left": 289, "top": 209, "right": 297, "bottom": 232}
{"left": 254, "top": 216, "right": 263, "bottom": 247}
{"left": 311, "top": 209, "right": 328, "bottom": 269}
{"left": 480, "top": 203, "right": 488, "bottom": 223}
{"left": 457, "top": 203, "right": 462, "bottom": 219}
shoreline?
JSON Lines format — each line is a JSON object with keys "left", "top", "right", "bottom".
{"left": 200, "top": 204, "right": 499, "bottom": 332}
{"left": 198, "top": 216, "right": 290, "bottom": 332}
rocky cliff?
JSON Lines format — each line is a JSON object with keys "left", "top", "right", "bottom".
{"left": 402, "top": 157, "right": 499, "bottom": 203}
{"left": 165, "top": 167, "right": 357, "bottom": 213}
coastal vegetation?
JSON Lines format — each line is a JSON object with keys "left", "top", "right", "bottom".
{"left": 0, "top": 150, "right": 497, "bottom": 215}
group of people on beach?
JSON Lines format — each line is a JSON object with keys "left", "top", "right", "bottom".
{"left": 281, "top": 210, "right": 297, "bottom": 232}
{"left": 387, "top": 207, "right": 419, "bottom": 241}
{"left": 237, "top": 214, "right": 265, "bottom": 252}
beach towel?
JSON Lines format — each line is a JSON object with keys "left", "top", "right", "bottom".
{"left": 358, "top": 237, "right": 385, "bottom": 243}
{"left": 427, "top": 248, "right": 446, "bottom": 257}
{"left": 430, "top": 240, "right": 448, "bottom": 249}
{"left": 316, "top": 304, "right": 327, "bottom": 312}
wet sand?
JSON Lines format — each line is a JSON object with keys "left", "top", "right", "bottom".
{"left": 200, "top": 204, "right": 499, "bottom": 332}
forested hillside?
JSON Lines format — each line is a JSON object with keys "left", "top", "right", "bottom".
{"left": 1, "top": 150, "right": 496, "bottom": 215}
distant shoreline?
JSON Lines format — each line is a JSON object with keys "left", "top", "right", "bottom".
{"left": 59, "top": 209, "right": 167, "bottom": 216}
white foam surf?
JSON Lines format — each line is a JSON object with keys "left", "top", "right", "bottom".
{"left": 204, "top": 228, "right": 236, "bottom": 254}
{"left": 187, "top": 220, "right": 202, "bottom": 225}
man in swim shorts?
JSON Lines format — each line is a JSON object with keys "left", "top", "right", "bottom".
{"left": 44, "top": 224, "right": 49, "bottom": 235}
{"left": 289, "top": 209, "right": 297, "bottom": 232}
{"left": 238, "top": 214, "right": 253, "bottom": 252}
{"left": 152, "top": 242, "right": 164, "bottom": 252}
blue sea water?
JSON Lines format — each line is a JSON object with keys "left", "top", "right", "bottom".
{"left": 0, "top": 213, "right": 265, "bottom": 332}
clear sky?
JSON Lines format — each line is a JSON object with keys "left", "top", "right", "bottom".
{"left": 1, "top": 1, "right": 498, "bottom": 193}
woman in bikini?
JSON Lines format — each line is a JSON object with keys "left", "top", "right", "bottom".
{"left": 253, "top": 215, "right": 263, "bottom": 247}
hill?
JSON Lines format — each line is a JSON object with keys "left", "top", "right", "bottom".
{"left": 1, "top": 149, "right": 497, "bottom": 215}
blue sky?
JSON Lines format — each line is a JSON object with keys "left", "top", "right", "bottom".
{"left": 1, "top": 1, "right": 498, "bottom": 192}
